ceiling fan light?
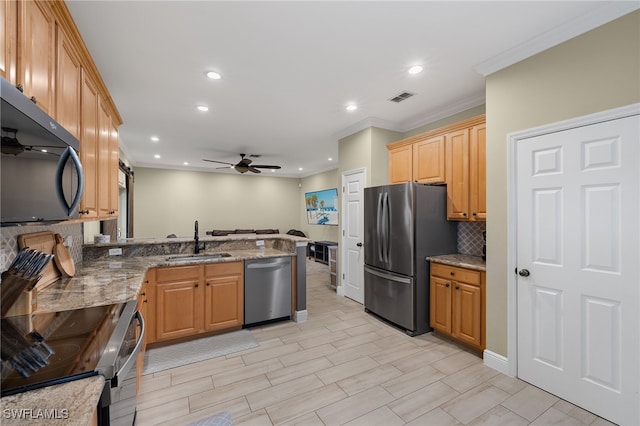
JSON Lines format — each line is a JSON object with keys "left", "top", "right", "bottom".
{"left": 408, "top": 65, "right": 423, "bottom": 75}
{"left": 205, "top": 71, "right": 221, "bottom": 80}
{"left": 196, "top": 105, "right": 209, "bottom": 112}
{"left": 345, "top": 104, "right": 357, "bottom": 111}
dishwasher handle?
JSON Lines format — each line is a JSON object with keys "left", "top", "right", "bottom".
{"left": 246, "top": 258, "right": 290, "bottom": 269}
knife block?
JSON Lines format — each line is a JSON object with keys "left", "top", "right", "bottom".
{"left": 4, "top": 288, "right": 37, "bottom": 317}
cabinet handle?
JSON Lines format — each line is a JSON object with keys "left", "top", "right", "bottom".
{"left": 79, "top": 209, "right": 89, "bottom": 215}
{"left": 195, "top": 284, "right": 199, "bottom": 288}
{"left": 472, "top": 212, "right": 477, "bottom": 216}
{"left": 462, "top": 212, "right": 467, "bottom": 217}
{"left": 206, "top": 283, "right": 210, "bottom": 286}
{"left": 450, "top": 272, "right": 455, "bottom": 276}
{"left": 445, "top": 282, "right": 450, "bottom": 288}
{"left": 455, "top": 286, "right": 460, "bottom": 290}
{"left": 30, "top": 96, "right": 37, "bottom": 104}
{"left": 140, "top": 292, "right": 146, "bottom": 296}
{"left": 144, "top": 280, "right": 149, "bottom": 284}
{"left": 15, "top": 83, "right": 23, "bottom": 93}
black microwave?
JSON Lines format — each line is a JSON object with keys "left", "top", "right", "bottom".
{"left": 1, "top": 77, "right": 84, "bottom": 226}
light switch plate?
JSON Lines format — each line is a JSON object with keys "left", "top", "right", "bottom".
{"left": 109, "top": 248, "right": 123, "bottom": 256}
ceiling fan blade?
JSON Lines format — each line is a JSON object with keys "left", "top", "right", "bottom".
{"left": 248, "top": 167, "right": 262, "bottom": 174}
{"left": 252, "top": 165, "right": 281, "bottom": 169}
{"left": 203, "top": 159, "right": 234, "bottom": 166}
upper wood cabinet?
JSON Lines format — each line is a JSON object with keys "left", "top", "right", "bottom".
{"left": 18, "top": 0, "right": 56, "bottom": 115}
{"left": 3, "top": 0, "right": 123, "bottom": 222}
{"left": 1, "top": 0, "right": 17, "bottom": 82}
{"left": 388, "top": 134, "right": 446, "bottom": 184}
{"left": 55, "top": 25, "right": 81, "bottom": 139}
{"left": 469, "top": 124, "right": 486, "bottom": 220}
{"left": 79, "top": 70, "right": 99, "bottom": 219}
{"left": 445, "top": 124, "right": 486, "bottom": 221}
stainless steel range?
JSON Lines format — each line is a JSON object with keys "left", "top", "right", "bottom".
{"left": 1, "top": 299, "right": 144, "bottom": 425}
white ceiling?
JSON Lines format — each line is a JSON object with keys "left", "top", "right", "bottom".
{"left": 65, "top": 1, "right": 635, "bottom": 178}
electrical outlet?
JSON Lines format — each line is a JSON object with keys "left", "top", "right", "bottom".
{"left": 108, "top": 248, "right": 123, "bottom": 256}
{"left": 256, "top": 240, "right": 265, "bottom": 248}
{"left": 65, "top": 235, "right": 73, "bottom": 247}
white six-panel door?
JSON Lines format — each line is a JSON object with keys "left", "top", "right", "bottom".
{"left": 516, "top": 114, "right": 639, "bottom": 425}
{"left": 342, "top": 169, "right": 365, "bottom": 304}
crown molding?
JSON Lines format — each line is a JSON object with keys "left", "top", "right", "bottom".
{"left": 474, "top": 2, "right": 640, "bottom": 77}
{"left": 399, "top": 92, "right": 486, "bottom": 131}
{"left": 332, "top": 117, "right": 405, "bottom": 141}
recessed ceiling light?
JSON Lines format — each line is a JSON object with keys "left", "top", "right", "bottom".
{"left": 154, "top": 154, "right": 161, "bottom": 159}
{"left": 298, "top": 167, "right": 303, "bottom": 171}
{"left": 345, "top": 104, "right": 357, "bottom": 111}
{"left": 205, "top": 71, "right": 221, "bottom": 80}
{"left": 183, "top": 162, "right": 189, "bottom": 166}
{"left": 196, "top": 105, "right": 209, "bottom": 112}
{"left": 151, "top": 136, "right": 159, "bottom": 142}
{"left": 408, "top": 65, "right": 423, "bottom": 75}
{"left": 328, "top": 157, "right": 333, "bottom": 161}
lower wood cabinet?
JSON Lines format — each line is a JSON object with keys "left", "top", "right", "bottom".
{"left": 146, "top": 261, "right": 244, "bottom": 344}
{"left": 430, "top": 262, "right": 485, "bottom": 351}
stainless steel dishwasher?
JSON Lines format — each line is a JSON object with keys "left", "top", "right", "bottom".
{"left": 244, "top": 256, "right": 292, "bottom": 326}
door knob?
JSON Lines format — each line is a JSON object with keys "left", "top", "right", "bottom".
{"left": 518, "top": 269, "right": 530, "bottom": 277}
{"left": 356, "top": 242, "right": 363, "bottom": 247}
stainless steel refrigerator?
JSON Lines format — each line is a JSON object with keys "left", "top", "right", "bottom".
{"left": 364, "top": 183, "right": 457, "bottom": 336}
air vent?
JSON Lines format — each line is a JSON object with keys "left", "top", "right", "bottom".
{"left": 388, "top": 91, "right": 415, "bottom": 103}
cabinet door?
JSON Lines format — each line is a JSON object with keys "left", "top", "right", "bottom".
{"left": 389, "top": 145, "right": 413, "bottom": 183}
{"left": 452, "top": 282, "right": 482, "bottom": 348}
{"left": 18, "top": 0, "right": 55, "bottom": 115}
{"left": 108, "top": 122, "right": 119, "bottom": 216}
{"left": 1, "top": 0, "right": 17, "bottom": 82}
{"left": 204, "top": 274, "right": 243, "bottom": 331}
{"left": 445, "top": 129, "right": 470, "bottom": 220}
{"left": 79, "top": 71, "right": 98, "bottom": 218}
{"left": 155, "top": 279, "right": 202, "bottom": 341}
{"left": 469, "top": 124, "right": 486, "bottom": 220}
{"left": 55, "top": 25, "right": 81, "bottom": 139}
{"left": 429, "top": 276, "right": 452, "bottom": 334}
{"left": 97, "top": 99, "right": 111, "bottom": 217}
{"left": 413, "top": 135, "right": 445, "bottom": 184}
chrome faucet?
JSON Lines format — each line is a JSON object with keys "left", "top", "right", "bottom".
{"left": 194, "top": 220, "right": 205, "bottom": 254}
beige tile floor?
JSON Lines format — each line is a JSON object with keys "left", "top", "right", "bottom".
{"left": 135, "top": 260, "right": 614, "bottom": 426}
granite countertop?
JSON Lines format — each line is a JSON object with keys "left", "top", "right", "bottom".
{"left": 35, "top": 247, "right": 297, "bottom": 314}
{"left": 0, "top": 376, "right": 104, "bottom": 425}
{"left": 427, "top": 254, "right": 486, "bottom": 271}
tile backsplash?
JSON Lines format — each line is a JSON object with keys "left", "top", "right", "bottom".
{"left": 0, "top": 223, "right": 83, "bottom": 271}
{"left": 457, "top": 221, "right": 486, "bottom": 256}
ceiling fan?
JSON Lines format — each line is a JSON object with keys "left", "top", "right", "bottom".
{"left": 203, "top": 153, "right": 282, "bottom": 174}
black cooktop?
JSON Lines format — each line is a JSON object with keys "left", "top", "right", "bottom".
{"left": 1, "top": 303, "right": 122, "bottom": 396}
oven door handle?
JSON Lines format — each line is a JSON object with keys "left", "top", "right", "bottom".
{"left": 115, "top": 311, "right": 145, "bottom": 381}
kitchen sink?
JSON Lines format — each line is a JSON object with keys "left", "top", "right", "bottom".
{"left": 165, "top": 253, "right": 232, "bottom": 263}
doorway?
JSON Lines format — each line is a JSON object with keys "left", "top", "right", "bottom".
{"left": 509, "top": 105, "right": 639, "bottom": 425}
{"left": 341, "top": 168, "right": 366, "bottom": 303}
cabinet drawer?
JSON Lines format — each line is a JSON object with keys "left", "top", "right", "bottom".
{"left": 431, "top": 263, "right": 480, "bottom": 285}
{"left": 156, "top": 265, "right": 201, "bottom": 282}
{"left": 205, "top": 261, "right": 243, "bottom": 277}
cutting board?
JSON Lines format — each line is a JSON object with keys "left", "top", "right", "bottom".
{"left": 16, "top": 231, "right": 61, "bottom": 289}
{"left": 53, "top": 233, "right": 75, "bottom": 277}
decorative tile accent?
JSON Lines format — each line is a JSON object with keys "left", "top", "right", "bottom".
{"left": 0, "top": 223, "right": 83, "bottom": 270}
{"left": 457, "top": 221, "right": 486, "bottom": 256}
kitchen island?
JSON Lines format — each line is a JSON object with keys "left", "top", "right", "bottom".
{"left": 1, "top": 234, "right": 308, "bottom": 423}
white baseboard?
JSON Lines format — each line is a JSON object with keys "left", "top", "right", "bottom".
{"left": 336, "top": 285, "right": 344, "bottom": 296}
{"left": 293, "top": 310, "right": 308, "bottom": 323}
{"left": 483, "top": 350, "right": 511, "bottom": 376}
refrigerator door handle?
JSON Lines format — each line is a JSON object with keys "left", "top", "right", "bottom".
{"left": 383, "top": 192, "right": 390, "bottom": 265}
{"left": 377, "top": 193, "right": 383, "bottom": 263}
{"left": 364, "top": 265, "right": 412, "bottom": 284}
